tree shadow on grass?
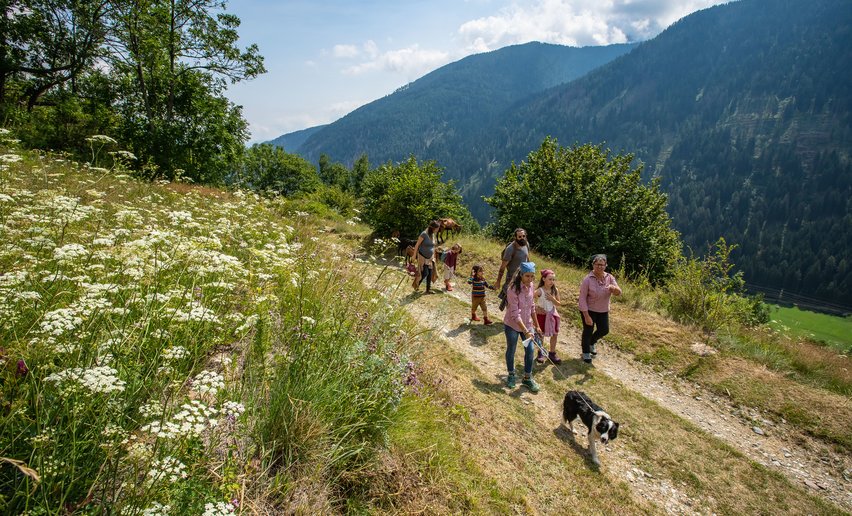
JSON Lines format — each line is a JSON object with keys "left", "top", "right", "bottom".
{"left": 552, "top": 425, "right": 601, "bottom": 472}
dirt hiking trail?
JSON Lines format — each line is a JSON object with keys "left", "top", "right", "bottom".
{"left": 383, "top": 265, "right": 850, "bottom": 514}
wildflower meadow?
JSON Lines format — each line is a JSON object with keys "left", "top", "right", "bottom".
{"left": 0, "top": 131, "right": 414, "bottom": 514}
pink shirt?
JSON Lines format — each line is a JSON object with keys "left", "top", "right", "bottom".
{"left": 503, "top": 282, "right": 536, "bottom": 333}
{"left": 578, "top": 272, "right": 619, "bottom": 313}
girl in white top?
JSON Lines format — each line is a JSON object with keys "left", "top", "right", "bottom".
{"left": 533, "top": 269, "right": 562, "bottom": 364}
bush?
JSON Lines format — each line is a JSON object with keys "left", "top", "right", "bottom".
{"left": 663, "top": 238, "right": 770, "bottom": 331}
{"left": 230, "top": 143, "right": 321, "bottom": 196}
{"left": 486, "top": 137, "right": 681, "bottom": 282}
{"left": 360, "top": 156, "right": 477, "bottom": 238}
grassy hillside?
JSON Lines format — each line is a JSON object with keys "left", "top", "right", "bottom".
{"left": 1, "top": 139, "right": 848, "bottom": 514}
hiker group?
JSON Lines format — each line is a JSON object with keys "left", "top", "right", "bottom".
{"left": 408, "top": 223, "right": 622, "bottom": 393}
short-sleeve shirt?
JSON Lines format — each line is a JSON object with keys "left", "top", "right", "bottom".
{"left": 502, "top": 242, "right": 529, "bottom": 282}
{"left": 418, "top": 230, "right": 435, "bottom": 259}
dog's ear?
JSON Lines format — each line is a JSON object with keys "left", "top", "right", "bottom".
{"left": 610, "top": 422, "right": 619, "bottom": 440}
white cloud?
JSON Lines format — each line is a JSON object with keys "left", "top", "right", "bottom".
{"left": 457, "top": 0, "right": 727, "bottom": 52}
{"left": 332, "top": 44, "right": 360, "bottom": 58}
{"left": 343, "top": 44, "right": 451, "bottom": 79}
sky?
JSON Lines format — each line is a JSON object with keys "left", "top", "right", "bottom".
{"left": 224, "top": 0, "right": 731, "bottom": 143}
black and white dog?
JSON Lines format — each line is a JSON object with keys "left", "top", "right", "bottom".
{"left": 562, "top": 390, "right": 620, "bottom": 465}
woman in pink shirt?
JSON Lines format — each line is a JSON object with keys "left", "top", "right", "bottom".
{"left": 502, "top": 261, "right": 543, "bottom": 392}
{"left": 578, "top": 254, "right": 622, "bottom": 364}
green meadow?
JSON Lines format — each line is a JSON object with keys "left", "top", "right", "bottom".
{"left": 769, "top": 305, "right": 852, "bottom": 353}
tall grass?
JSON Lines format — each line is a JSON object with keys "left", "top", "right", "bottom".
{"left": 0, "top": 138, "right": 412, "bottom": 513}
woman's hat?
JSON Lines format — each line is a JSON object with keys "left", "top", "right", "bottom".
{"left": 519, "top": 261, "right": 536, "bottom": 273}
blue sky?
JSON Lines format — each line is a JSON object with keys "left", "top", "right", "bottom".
{"left": 225, "top": 0, "right": 729, "bottom": 143}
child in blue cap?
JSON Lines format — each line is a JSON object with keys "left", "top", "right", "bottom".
{"left": 501, "top": 261, "right": 543, "bottom": 392}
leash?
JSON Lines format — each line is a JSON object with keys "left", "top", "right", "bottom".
{"left": 525, "top": 331, "right": 599, "bottom": 414}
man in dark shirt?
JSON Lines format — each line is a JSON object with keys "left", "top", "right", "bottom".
{"left": 496, "top": 228, "right": 530, "bottom": 310}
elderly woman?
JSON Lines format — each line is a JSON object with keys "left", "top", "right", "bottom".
{"left": 578, "top": 254, "right": 622, "bottom": 364}
{"left": 412, "top": 220, "right": 441, "bottom": 294}
{"left": 503, "top": 261, "right": 543, "bottom": 392}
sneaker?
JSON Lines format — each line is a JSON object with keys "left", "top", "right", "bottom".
{"left": 536, "top": 350, "right": 546, "bottom": 364}
{"left": 471, "top": 313, "right": 481, "bottom": 321}
{"left": 483, "top": 317, "right": 493, "bottom": 325}
{"left": 522, "top": 377, "right": 540, "bottom": 393}
{"left": 506, "top": 372, "right": 517, "bottom": 389}
{"left": 583, "top": 358, "right": 593, "bottom": 364}
{"left": 498, "top": 297, "right": 507, "bottom": 311}
{"left": 446, "top": 285, "right": 453, "bottom": 291}
{"left": 548, "top": 351, "right": 562, "bottom": 365}
{"left": 590, "top": 344, "right": 597, "bottom": 356}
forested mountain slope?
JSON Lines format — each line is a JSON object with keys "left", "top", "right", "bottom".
{"left": 497, "top": 0, "right": 851, "bottom": 308}
{"left": 293, "top": 41, "right": 636, "bottom": 178}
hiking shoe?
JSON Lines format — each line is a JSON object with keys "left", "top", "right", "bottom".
{"left": 483, "top": 317, "right": 493, "bottom": 325}
{"left": 583, "top": 358, "right": 593, "bottom": 364}
{"left": 590, "top": 345, "right": 597, "bottom": 356}
{"left": 498, "top": 298, "right": 507, "bottom": 311}
{"left": 506, "top": 372, "right": 517, "bottom": 389}
{"left": 522, "top": 377, "right": 540, "bottom": 393}
{"left": 446, "top": 285, "right": 453, "bottom": 291}
{"left": 536, "top": 350, "right": 546, "bottom": 364}
{"left": 471, "top": 313, "right": 481, "bottom": 321}
{"left": 548, "top": 351, "right": 563, "bottom": 365}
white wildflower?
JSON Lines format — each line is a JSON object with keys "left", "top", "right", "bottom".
{"left": 45, "top": 365, "right": 126, "bottom": 394}
{"left": 192, "top": 370, "right": 224, "bottom": 396}
{"left": 202, "top": 502, "right": 235, "bottom": 516}
{"left": 146, "top": 456, "right": 187, "bottom": 485}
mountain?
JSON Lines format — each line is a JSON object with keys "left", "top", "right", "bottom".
{"left": 295, "top": 41, "right": 637, "bottom": 176}
{"left": 266, "top": 124, "right": 327, "bottom": 151}
{"left": 492, "top": 0, "right": 852, "bottom": 309}
{"left": 292, "top": 0, "right": 852, "bottom": 310}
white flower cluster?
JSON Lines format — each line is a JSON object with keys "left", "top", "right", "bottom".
{"left": 192, "top": 370, "right": 224, "bottom": 395}
{"left": 146, "top": 456, "right": 187, "bottom": 485}
{"left": 221, "top": 401, "right": 245, "bottom": 419}
{"left": 140, "top": 400, "right": 218, "bottom": 439}
{"left": 202, "top": 502, "right": 235, "bottom": 516}
{"left": 140, "top": 501, "right": 171, "bottom": 516}
{"left": 234, "top": 314, "right": 258, "bottom": 334}
{"left": 139, "top": 400, "right": 163, "bottom": 419}
{"left": 40, "top": 308, "right": 83, "bottom": 336}
{"left": 0, "top": 270, "right": 28, "bottom": 288}
{"left": 168, "top": 210, "right": 193, "bottom": 224}
{"left": 162, "top": 346, "right": 189, "bottom": 362}
{"left": 0, "top": 153, "right": 22, "bottom": 163}
{"left": 45, "top": 365, "right": 126, "bottom": 394}
{"left": 167, "top": 303, "right": 220, "bottom": 324}
{"left": 53, "top": 243, "right": 88, "bottom": 262}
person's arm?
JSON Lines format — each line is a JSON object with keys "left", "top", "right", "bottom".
{"left": 579, "top": 278, "right": 592, "bottom": 326}
{"left": 531, "top": 300, "right": 542, "bottom": 334}
{"left": 546, "top": 290, "right": 562, "bottom": 306}
{"left": 608, "top": 276, "right": 622, "bottom": 296}
{"left": 412, "top": 234, "right": 424, "bottom": 258}
{"left": 496, "top": 259, "right": 509, "bottom": 288}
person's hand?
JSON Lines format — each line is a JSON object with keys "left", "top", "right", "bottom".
{"left": 583, "top": 315, "right": 593, "bottom": 326}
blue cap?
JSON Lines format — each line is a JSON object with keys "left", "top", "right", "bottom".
{"left": 519, "top": 261, "right": 536, "bottom": 274}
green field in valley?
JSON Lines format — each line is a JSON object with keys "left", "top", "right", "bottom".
{"left": 769, "top": 305, "right": 852, "bottom": 353}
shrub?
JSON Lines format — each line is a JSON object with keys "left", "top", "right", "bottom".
{"left": 662, "top": 238, "right": 770, "bottom": 331}
{"left": 360, "top": 156, "right": 477, "bottom": 238}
